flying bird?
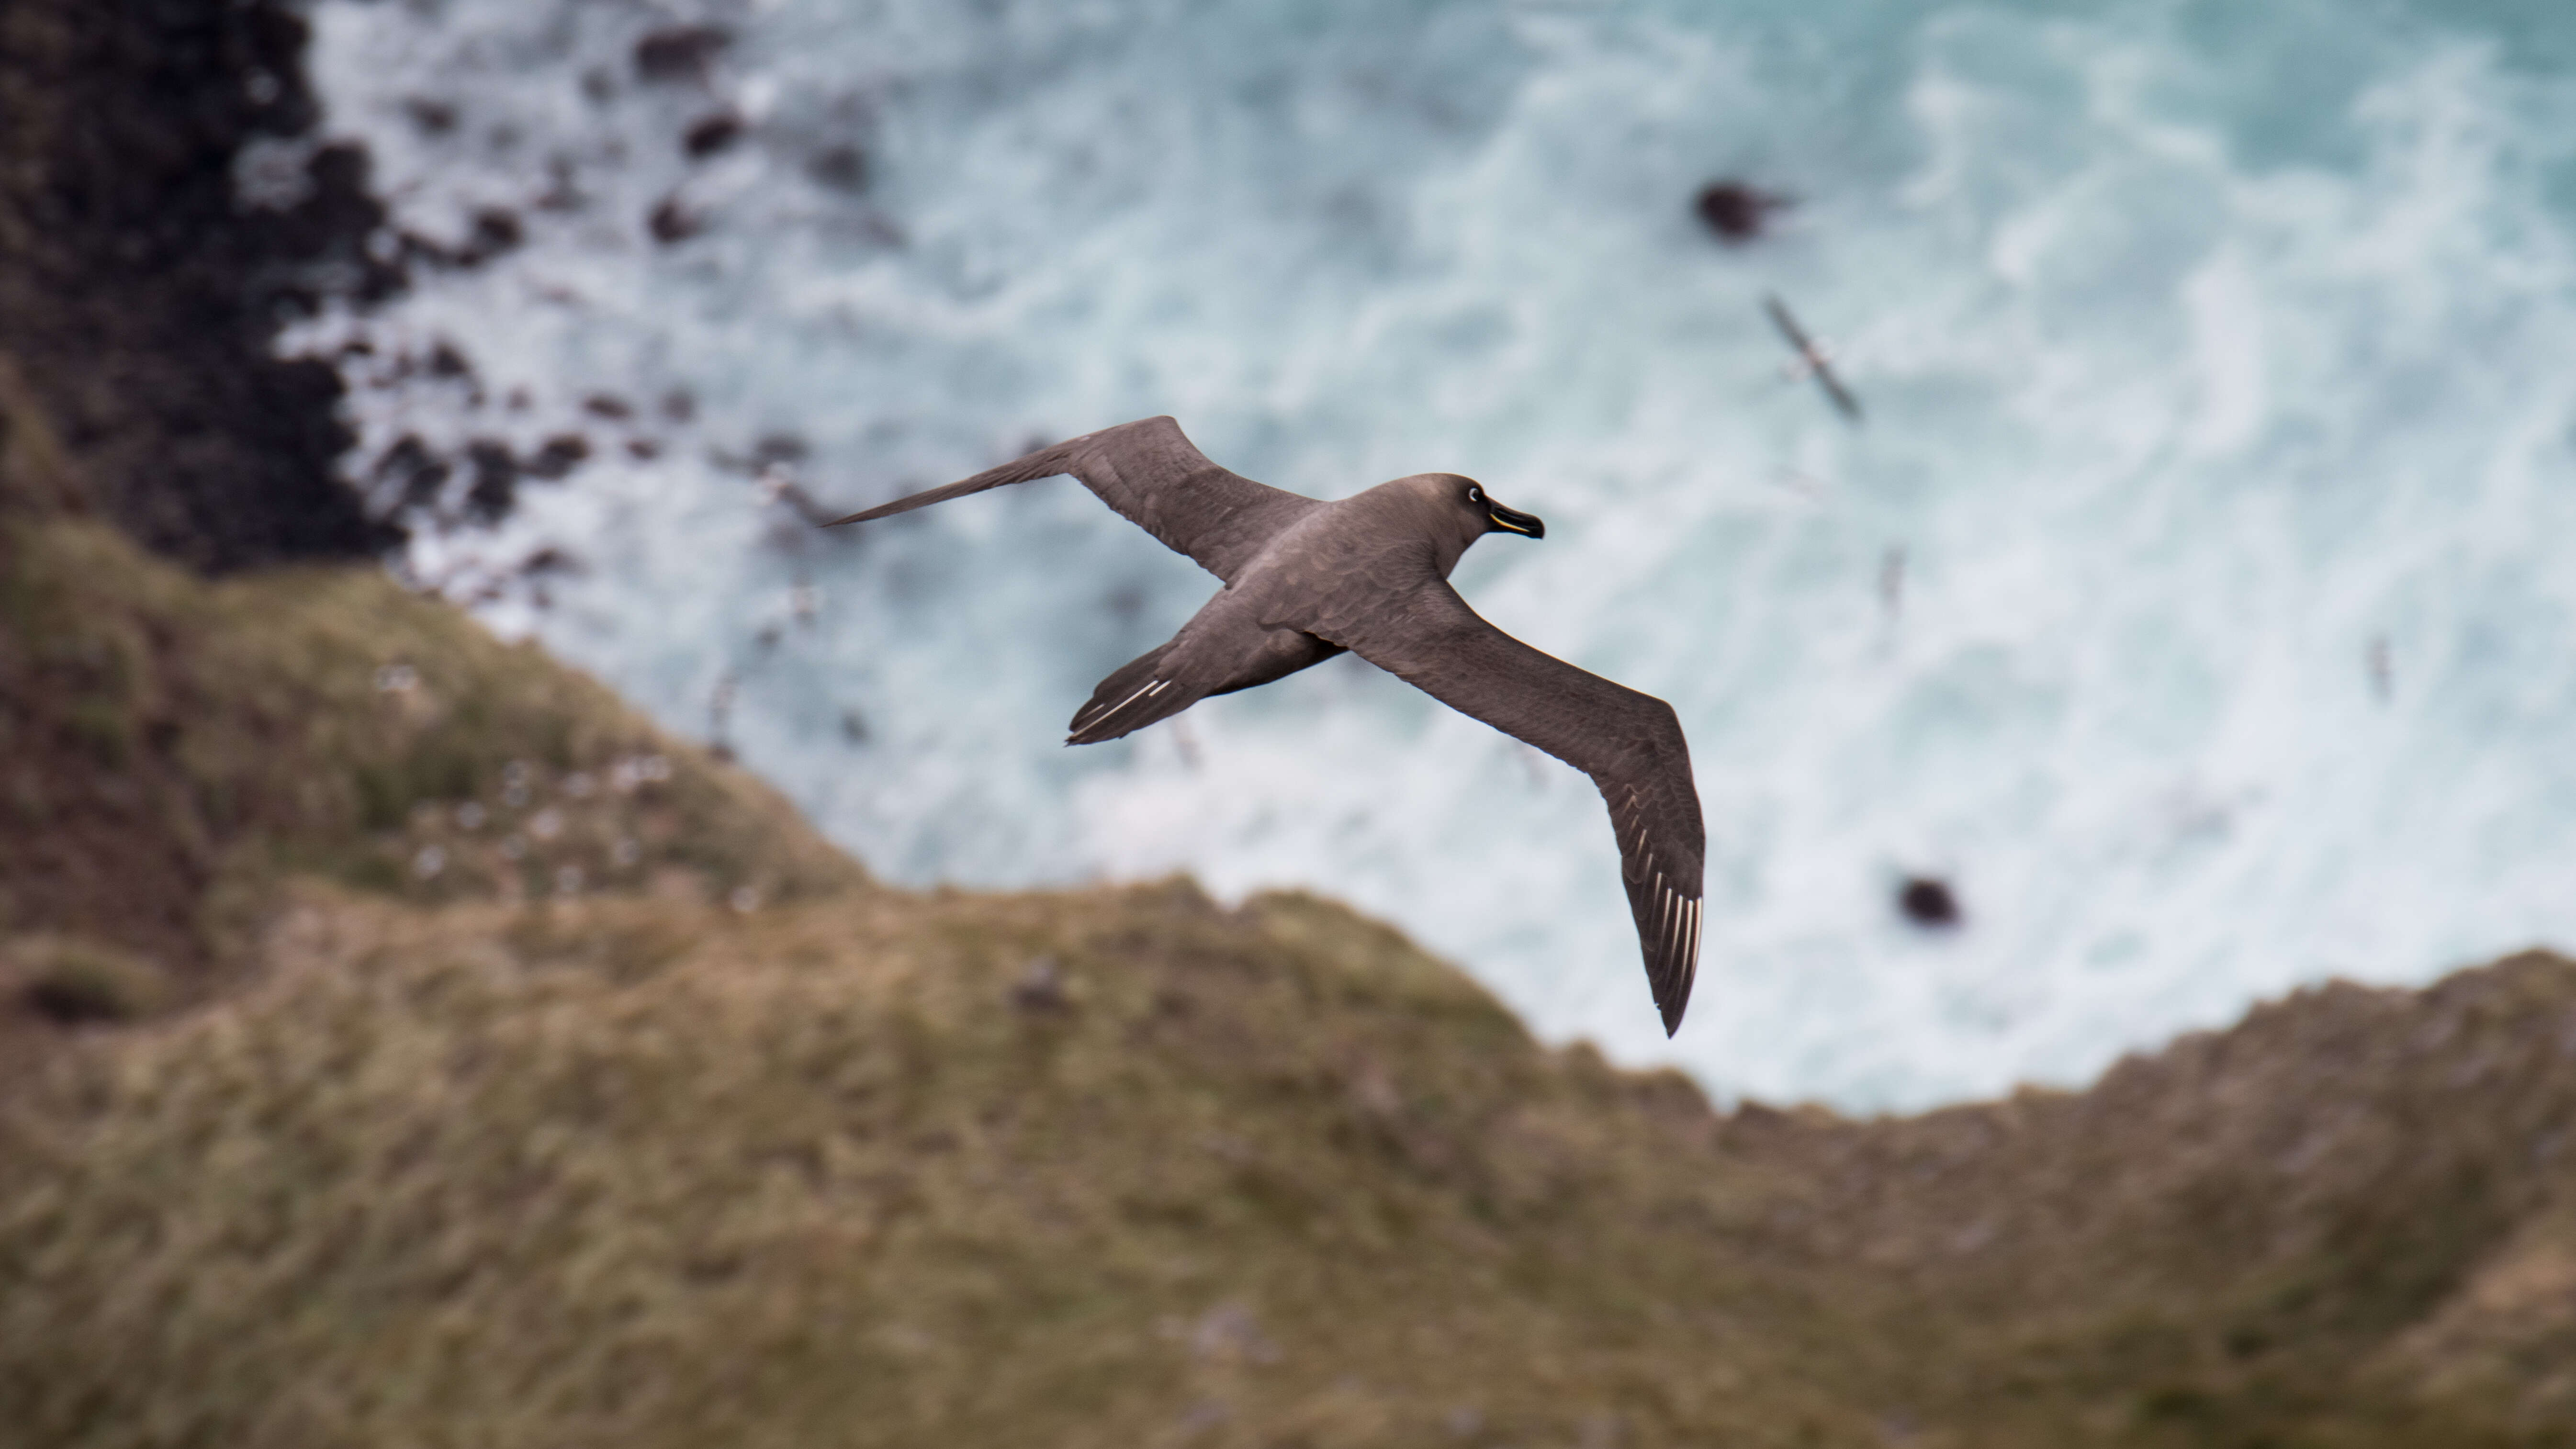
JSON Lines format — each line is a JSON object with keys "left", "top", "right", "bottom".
{"left": 1763, "top": 292, "right": 1863, "bottom": 425}
{"left": 826, "top": 417, "right": 1707, "bottom": 1033}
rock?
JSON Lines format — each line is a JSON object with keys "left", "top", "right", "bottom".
{"left": 634, "top": 25, "right": 730, "bottom": 85}
{"left": 649, "top": 195, "right": 704, "bottom": 244}
{"left": 1898, "top": 875, "right": 1962, "bottom": 928}
{"left": 683, "top": 111, "right": 746, "bottom": 158}
{"left": 807, "top": 144, "right": 869, "bottom": 193}
{"left": 0, "top": 0, "right": 401, "bottom": 571}
{"left": 1693, "top": 180, "right": 1792, "bottom": 243}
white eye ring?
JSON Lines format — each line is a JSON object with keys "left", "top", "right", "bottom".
{"left": 1467, "top": 486, "right": 1485, "bottom": 504}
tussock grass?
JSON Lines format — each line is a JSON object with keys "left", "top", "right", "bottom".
{"left": 7, "top": 877, "right": 2575, "bottom": 1446}
{"left": 0, "top": 885, "right": 1874, "bottom": 1449}
{"left": 0, "top": 362, "right": 859, "bottom": 977}
{"left": 1727, "top": 954, "right": 2576, "bottom": 1446}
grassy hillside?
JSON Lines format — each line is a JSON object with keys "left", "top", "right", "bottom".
{"left": 1736, "top": 953, "right": 2576, "bottom": 1445}
{"left": 7, "top": 884, "right": 2574, "bottom": 1447}
{"left": 9, "top": 345, "right": 2576, "bottom": 1447}
{"left": 0, "top": 361, "right": 856, "bottom": 959}
{"left": 0, "top": 884, "right": 1885, "bottom": 1448}
{"left": 0, "top": 350, "right": 857, "bottom": 1096}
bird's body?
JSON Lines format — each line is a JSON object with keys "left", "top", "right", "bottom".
{"left": 827, "top": 417, "right": 1707, "bottom": 1033}
{"left": 1067, "top": 472, "right": 1506, "bottom": 742}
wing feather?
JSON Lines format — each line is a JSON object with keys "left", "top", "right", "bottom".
{"left": 824, "top": 416, "right": 1318, "bottom": 582}
{"left": 1318, "top": 581, "right": 1707, "bottom": 1033}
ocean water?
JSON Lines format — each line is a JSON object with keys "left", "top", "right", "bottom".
{"left": 288, "top": 0, "right": 2576, "bottom": 1110}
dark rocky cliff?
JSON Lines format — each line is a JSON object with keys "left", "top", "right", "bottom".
{"left": 0, "top": 0, "right": 395, "bottom": 572}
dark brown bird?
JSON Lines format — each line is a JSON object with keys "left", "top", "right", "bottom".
{"left": 826, "top": 416, "right": 1707, "bottom": 1033}
{"left": 1764, "top": 293, "right": 1864, "bottom": 425}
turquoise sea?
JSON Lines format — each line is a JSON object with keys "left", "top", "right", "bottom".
{"left": 292, "top": 0, "right": 2576, "bottom": 1108}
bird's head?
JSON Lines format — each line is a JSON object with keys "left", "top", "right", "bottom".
{"left": 1398, "top": 472, "right": 1545, "bottom": 554}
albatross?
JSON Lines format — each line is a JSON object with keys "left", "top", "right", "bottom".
{"left": 1763, "top": 293, "right": 1863, "bottom": 425}
{"left": 826, "top": 417, "right": 1706, "bottom": 1034}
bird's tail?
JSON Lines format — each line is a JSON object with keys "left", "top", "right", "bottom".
{"left": 1067, "top": 642, "right": 1203, "bottom": 745}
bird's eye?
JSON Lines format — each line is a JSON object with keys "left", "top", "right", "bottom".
{"left": 1467, "top": 486, "right": 1485, "bottom": 505}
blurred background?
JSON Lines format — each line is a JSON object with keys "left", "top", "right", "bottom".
{"left": 281, "top": 0, "right": 2576, "bottom": 1109}
{"left": 12, "top": 2, "right": 2576, "bottom": 1442}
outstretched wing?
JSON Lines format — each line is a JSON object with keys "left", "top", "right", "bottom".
{"left": 1811, "top": 363, "right": 1865, "bottom": 424}
{"left": 1762, "top": 292, "right": 1815, "bottom": 354}
{"left": 1316, "top": 580, "right": 1707, "bottom": 1035}
{"left": 824, "top": 416, "right": 1321, "bottom": 582}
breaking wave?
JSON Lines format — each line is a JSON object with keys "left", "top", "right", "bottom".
{"left": 288, "top": 0, "right": 2576, "bottom": 1109}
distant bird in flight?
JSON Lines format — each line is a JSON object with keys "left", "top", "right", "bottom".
{"left": 1764, "top": 293, "right": 1863, "bottom": 425}
{"left": 826, "top": 417, "right": 1707, "bottom": 1033}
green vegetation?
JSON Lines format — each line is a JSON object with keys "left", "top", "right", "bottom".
{"left": 7, "top": 880, "right": 2575, "bottom": 1447}
{"left": 0, "top": 885, "right": 1880, "bottom": 1447}
{"left": 7, "top": 348, "right": 2576, "bottom": 1447}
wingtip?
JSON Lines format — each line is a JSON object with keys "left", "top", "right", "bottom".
{"left": 1657, "top": 973, "right": 1696, "bottom": 1036}
{"left": 1653, "top": 894, "right": 1703, "bottom": 1037}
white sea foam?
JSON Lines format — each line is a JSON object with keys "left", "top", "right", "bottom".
{"left": 292, "top": 0, "right": 2576, "bottom": 1109}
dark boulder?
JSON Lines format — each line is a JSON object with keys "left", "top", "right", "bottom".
{"left": 1898, "top": 876, "right": 1963, "bottom": 929}
{"left": 1693, "top": 180, "right": 1792, "bottom": 244}
{"left": 634, "top": 25, "right": 730, "bottom": 85}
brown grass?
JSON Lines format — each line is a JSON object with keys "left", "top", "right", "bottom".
{"left": 0, "top": 884, "right": 1881, "bottom": 1448}
{"left": 0, "top": 362, "right": 859, "bottom": 990}
{"left": 6, "top": 882, "right": 2574, "bottom": 1446}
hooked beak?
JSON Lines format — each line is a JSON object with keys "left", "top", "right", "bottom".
{"left": 1487, "top": 500, "right": 1545, "bottom": 539}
